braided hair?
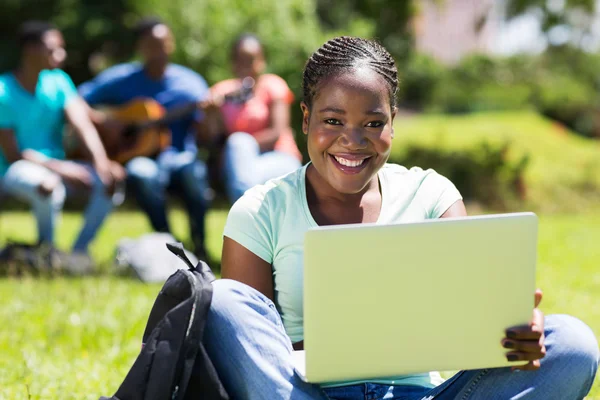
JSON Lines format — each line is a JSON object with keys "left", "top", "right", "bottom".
{"left": 302, "top": 36, "right": 398, "bottom": 109}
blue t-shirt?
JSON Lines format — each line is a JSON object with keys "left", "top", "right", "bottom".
{"left": 78, "top": 62, "right": 209, "bottom": 153}
{"left": 0, "top": 69, "right": 78, "bottom": 176}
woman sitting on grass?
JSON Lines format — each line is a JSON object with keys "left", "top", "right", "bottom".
{"left": 203, "top": 34, "right": 302, "bottom": 203}
{"left": 204, "top": 37, "right": 599, "bottom": 399}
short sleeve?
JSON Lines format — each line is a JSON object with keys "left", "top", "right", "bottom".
{"left": 78, "top": 64, "right": 133, "bottom": 106}
{"left": 419, "top": 170, "right": 463, "bottom": 219}
{"left": 0, "top": 82, "right": 12, "bottom": 128}
{"left": 54, "top": 69, "right": 78, "bottom": 107}
{"left": 263, "top": 74, "right": 294, "bottom": 104}
{"left": 223, "top": 187, "right": 274, "bottom": 263}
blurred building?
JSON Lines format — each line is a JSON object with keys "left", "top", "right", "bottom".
{"left": 413, "top": 0, "right": 497, "bottom": 64}
{"left": 413, "top": 0, "right": 547, "bottom": 64}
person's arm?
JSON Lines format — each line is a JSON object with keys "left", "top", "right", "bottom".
{"left": 252, "top": 99, "right": 290, "bottom": 153}
{"left": 195, "top": 94, "right": 227, "bottom": 147}
{"left": 0, "top": 128, "right": 95, "bottom": 190}
{"left": 221, "top": 236, "right": 274, "bottom": 301}
{"left": 0, "top": 128, "right": 21, "bottom": 164}
{"left": 64, "top": 97, "right": 114, "bottom": 188}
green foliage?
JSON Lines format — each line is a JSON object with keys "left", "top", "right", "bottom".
{"left": 424, "top": 50, "right": 600, "bottom": 137}
{"left": 504, "top": 0, "right": 597, "bottom": 50}
{"left": 0, "top": 0, "right": 133, "bottom": 82}
{"left": 398, "top": 53, "right": 446, "bottom": 110}
{"left": 391, "top": 141, "right": 529, "bottom": 210}
{"left": 129, "top": 0, "right": 324, "bottom": 92}
{"left": 392, "top": 111, "right": 600, "bottom": 212}
{"left": 315, "top": 0, "right": 416, "bottom": 61}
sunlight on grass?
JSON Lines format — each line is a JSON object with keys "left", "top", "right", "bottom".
{"left": 0, "top": 209, "right": 599, "bottom": 398}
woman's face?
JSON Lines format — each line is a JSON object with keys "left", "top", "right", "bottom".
{"left": 233, "top": 39, "right": 265, "bottom": 80}
{"left": 301, "top": 67, "right": 395, "bottom": 195}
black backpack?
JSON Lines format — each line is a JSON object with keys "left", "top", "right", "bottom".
{"left": 100, "top": 242, "right": 229, "bottom": 400}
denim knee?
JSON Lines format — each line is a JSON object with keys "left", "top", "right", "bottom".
{"left": 225, "top": 132, "right": 258, "bottom": 152}
{"left": 126, "top": 158, "right": 163, "bottom": 193}
{"left": 544, "top": 314, "right": 599, "bottom": 391}
{"left": 209, "top": 279, "right": 282, "bottom": 329}
{"left": 126, "top": 158, "right": 160, "bottom": 181}
{"left": 176, "top": 160, "right": 210, "bottom": 204}
{"left": 45, "top": 181, "right": 66, "bottom": 210}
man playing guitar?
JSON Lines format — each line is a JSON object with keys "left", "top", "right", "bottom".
{"left": 79, "top": 17, "right": 211, "bottom": 259}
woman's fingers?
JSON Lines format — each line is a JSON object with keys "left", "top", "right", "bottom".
{"left": 502, "top": 337, "right": 546, "bottom": 353}
{"left": 505, "top": 349, "right": 546, "bottom": 362}
{"left": 512, "top": 359, "right": 542, "bottom": 371}
{"left": 506, "top": 324, "right": 543, "bottom": 340}
{"left": 534, "top": 289, "right": 543, "bottom": 308}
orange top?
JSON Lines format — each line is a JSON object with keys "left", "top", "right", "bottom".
{"left": 211, "top": 74, "right": 301, "bottom": 160}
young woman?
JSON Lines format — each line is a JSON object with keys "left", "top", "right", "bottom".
{"left": 204, "top": 34, "right": 302, "bottom": 203}
{"left": 203, "top": 37, "right": 599, "bottom": 399}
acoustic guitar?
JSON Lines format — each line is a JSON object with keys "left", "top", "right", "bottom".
{"left": 66, "top": 77, "right": 255, "bottom": 165}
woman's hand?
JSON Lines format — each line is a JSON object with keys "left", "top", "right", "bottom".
{"left": 502, "top": 289, "right": 546, "bottom": 371}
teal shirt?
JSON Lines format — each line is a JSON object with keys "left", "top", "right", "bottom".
{"left": 223, "top": 163, "right": 463, "bottom": 388}
{"left": 0, "top": 69, "right": 78, "bottom": 176}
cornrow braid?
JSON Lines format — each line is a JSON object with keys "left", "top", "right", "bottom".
{"left": 302, "top": 36, "right": 398, "bottom": 109}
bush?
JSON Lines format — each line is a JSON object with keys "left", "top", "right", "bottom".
{"left": 398, "top": 53, "right": 446, "bottom": 110}
{"left": 390, "top": 141, "right": 529, "bottom": 210}
{"left": 392, "top": 111, "right": 600, "bottom": 212}
{"left": 422, "top": 49, "right": 600, "bottom": 138}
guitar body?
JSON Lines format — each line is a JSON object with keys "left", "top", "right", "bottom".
{"left": 105, "top": 99, "right": 171, "bottom": 164}
{"left": 67, "top": 99, "right": 172, "bottom": 165}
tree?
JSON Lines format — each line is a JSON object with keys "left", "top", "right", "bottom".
{"left": 0, "top": 0, "right": 131, "bottom": 82}
{"left": 503, "top": 0, "right": 598, "bottom": 49}
{"left": 316, "top": 0, "right": 417, "bottom": 61}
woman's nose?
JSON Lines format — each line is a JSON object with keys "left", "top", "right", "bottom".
{"left": 339, "top": 127, "right": 368, "bottom": 150}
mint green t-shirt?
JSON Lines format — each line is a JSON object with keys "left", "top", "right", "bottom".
{"left": 223, "top": 163, "right": 463, "bottom": 388}
{"left": 0, "top": 69, "right": 78, "bottom": 176}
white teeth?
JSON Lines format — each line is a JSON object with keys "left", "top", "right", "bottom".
{"left": 334, "top": 156, "right": 366, "bottom": 167}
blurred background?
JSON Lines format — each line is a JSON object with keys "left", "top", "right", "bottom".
{"left": 1, "top": 0, "right": 600, "bottom": 211}
{"left": 1, "top": 0, "right": 599, "bottom": 399}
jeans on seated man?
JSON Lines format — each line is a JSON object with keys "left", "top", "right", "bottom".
{"left": 126, "top": 149, "right": 211, "bottom": 257}
{"left": 79, "top": 17, "right": 211, "bottom": 258}
{"left": 0, "top": 21, "right": 124, "bottom": 267}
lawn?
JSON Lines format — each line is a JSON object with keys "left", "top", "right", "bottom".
{"left": 1, "top": 208, "right": 598, "bottom": 399}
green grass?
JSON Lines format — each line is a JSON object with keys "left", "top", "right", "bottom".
{"left": 1, "top": 208, "right": 599, "bottom": 398}
{"left": 0, "top": 209, "right": 229, "bottom": 269}
{"left": 393, "top": 111, "right": 600, "bottom": 212}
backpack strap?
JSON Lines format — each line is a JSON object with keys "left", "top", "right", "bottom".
{"left": 166, "top": 242, "right": 216, "bottom": 283}
{"left": 166, "top": 242, "right": 196, "bottom": 271}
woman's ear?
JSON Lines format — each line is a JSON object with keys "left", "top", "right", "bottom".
{"left": 300, "top": 102, "right": 310, "bottom": 135}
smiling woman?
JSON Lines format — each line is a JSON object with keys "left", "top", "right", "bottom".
{"left": 201, "top": 36, "right": 599, "bottom": 400}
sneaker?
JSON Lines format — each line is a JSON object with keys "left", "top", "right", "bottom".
{"left": 65, "top": 251, "right": 95, "bottom": 275}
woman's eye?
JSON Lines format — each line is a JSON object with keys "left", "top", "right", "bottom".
{"left": 366, "top": 121, "right": 384, "bottom": 128}
{"left": 324, "top": 118, "right": 342, "bottom": 125}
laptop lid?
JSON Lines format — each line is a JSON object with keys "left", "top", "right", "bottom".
{"left": 301, "top": 212, "right": 538, "bottom": 383}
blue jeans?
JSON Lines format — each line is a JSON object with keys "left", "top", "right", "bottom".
{"left": 1, "top": 159, "right": 114, "bottom": 252}
{"left": 126, "top": 150, "right": 210, "bottom": 253}
{"left": 222, "top": 132, "right": 302, "bottom": 203}
{"left": 205, "top": 279, "right": 599, "bottom": 400}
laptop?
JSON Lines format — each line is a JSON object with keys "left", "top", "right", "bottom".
{"left": 293, "top": 212, "right": 538, "bottom": 383}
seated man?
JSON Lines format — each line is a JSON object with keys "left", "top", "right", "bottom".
{"left": 0, "top": 21, "right": 124, "bottom": 263}
{"left": 79, "top": 17, "right": 211, "bottom": 258}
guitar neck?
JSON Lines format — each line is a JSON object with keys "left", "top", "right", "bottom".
{"left": 133, "top": 84, "right": 253, "bottom": 132}
{"left": 137, "top": 102, "right": 198, "bottom": 131}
